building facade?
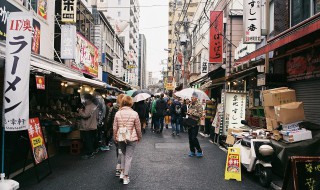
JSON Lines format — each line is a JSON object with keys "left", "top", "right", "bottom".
{"left": 138, "top": 34, "right": 147, "bottom": 89}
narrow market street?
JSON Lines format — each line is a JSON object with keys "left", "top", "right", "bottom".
{"left": 15, "top": 125, "right": 268, "bottom": 190}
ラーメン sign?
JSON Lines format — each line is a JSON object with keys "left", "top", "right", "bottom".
{"left": 4, "top": 12, "right": 33, "bottom": 131}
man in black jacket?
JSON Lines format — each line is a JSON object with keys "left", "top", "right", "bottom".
{"left": 133, "top": 100, "right": 147, "bottom": 133}
{"left": 155, "top": 93, "right": 167, "bottom": 133}
{"left": 170, "top": 97, "right": 182, "bottom": 136}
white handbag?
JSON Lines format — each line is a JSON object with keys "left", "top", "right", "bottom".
{"left": 117, "top": 112, "right": 132, "bottom": 143}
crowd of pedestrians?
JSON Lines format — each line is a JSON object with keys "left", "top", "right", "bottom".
{"left": 77, "top": 91, "right": 217, "bottom": 185}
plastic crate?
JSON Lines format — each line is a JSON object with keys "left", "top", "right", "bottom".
{"left": 59, "top": 125, "right": 73, "bottom": 133}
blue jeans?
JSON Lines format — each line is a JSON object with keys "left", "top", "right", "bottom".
{"left": 155, "top": 116, "right": 164, "bottom": 132}
{"left": 171, "top": 116, "right": 181, "bottom": 134}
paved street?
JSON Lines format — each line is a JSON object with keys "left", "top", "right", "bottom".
{"left": 15, "top": 126, "right": 268, "bottom": 190}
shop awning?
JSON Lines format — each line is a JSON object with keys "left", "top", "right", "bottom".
{"left": 30, "top": 61, "right": 106, "bottom": 88}
{"left": 226, "top": 67, "right": 257, "bottom": 81}
{"left": 236, "top": 13, "right": 320, "bottom": 64}
{"left": 107, "top": 72, "right": 131, "bottom": 90}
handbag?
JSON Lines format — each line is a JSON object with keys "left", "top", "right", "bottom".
{"left": 117, "top": 112, "right": 132, "bottom": 143}
{"left": 182, "top": 117, "right": 198, "bottom": 128}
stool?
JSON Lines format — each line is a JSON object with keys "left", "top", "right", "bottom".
{"left": 70, "top": 140, "right": 82, "bottom": 155}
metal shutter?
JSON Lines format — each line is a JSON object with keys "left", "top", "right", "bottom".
{"left": 290, "top": 79, "right": 320, "bottom": 125}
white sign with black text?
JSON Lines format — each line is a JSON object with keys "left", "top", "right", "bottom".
{"left": 60, "top": 25, "right": 76, "bottom": 59}
{"left": 201, "top": 62, "right": 208, "bottom": 75}
{"left": 61, "top": 0, "right": 77, "bottom": 23}
{"left": 243, "top": 0, "right": 261, "bottom": 43}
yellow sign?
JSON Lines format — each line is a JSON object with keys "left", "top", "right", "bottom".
{"left": 166, "top": 83, "right": 174, "bottom": 90}
{"left": 127, "top": 65, "right": 137, "bottom": 69}
{"left": 225, "top": 147, "right": 241, "bottom": 181}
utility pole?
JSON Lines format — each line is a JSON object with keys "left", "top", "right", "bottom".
{"left": 182, "top": 17, "right": 189, "bottom": 89}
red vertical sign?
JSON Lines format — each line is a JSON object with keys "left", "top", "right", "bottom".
{"left": 28, "top": 118, "right": 48, "bottom": 164}
{"left": 209, "top": 11, "right": 223, "bottom": 64}
{"left": 35, "top": 75, "right": 45, "bottom": 90}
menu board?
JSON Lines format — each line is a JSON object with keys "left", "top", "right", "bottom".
{"left": 28, "top": 118, "right": 48, "bottom": 164}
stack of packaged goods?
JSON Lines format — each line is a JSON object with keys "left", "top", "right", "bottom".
{"left": 262, "top": 87, "right": 312, "bottom": 142}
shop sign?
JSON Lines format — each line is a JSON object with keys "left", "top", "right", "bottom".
{"left": 0, "top": 1, "right": 20, "bottom": 41}
{"left": 60, "top": 25, "right": 76, "bottom": 59}
{"left": 166, "top": 83, "right": 174, "bottom": 90}
{"left": 113, "top": 59, "right": 122, "bottom": 77}
{"left": 209, "top": 11, "right": 223, "bottom": 64}
{"left": 243, "top": 0, "right": 262, "bottom": 43}
{"left": 28, "top": 118, "right": 48, "bottom": 164}
{"left": 127, "top": 50, "right": 135, "bottom": 62}
{"left": 224, "top": 92, "right": 246, "bottom": 134}
{"left": 61, "top": 0, "right": 77, "bottom": 23}
{"left": 4, "top": 12, "right": 32, "bottom": 131}
{"left": 73, "top": 32, "right": 99, "bottom": 77}
{"left": 127, "top": 64, "right": 136, "bottom": 69}
{"left": 287, "top": 48, "right": 320, "bottom": 82}
{"left": 36, "top": 76, "right": 45, "bottom": 90}
{"left": 257, "top": 73, "right": 266, "bottom": 86}
{"left": 224, "top": 147, "right": 241, "bottom": 181}
{"left": 31, "top": 19, "right": 41, "bottom": 54}
{"left": 201, "top": 62, "right": 208, "bottom": 75}
{"left": 37, "top": 0, "right": 47, "bottom": 20}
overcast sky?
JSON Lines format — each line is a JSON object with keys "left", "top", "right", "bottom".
{"left": 139, "top": 0, "right": 168, "bottom": 79}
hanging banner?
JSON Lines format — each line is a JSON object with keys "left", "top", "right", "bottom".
{"left": 61, "top": 0, "right": 77, "bottom": 23}
{"left": 31, "top": 19, "right": 41, "bottom": 54}
{"left": 223, "top": 92, "right": 246, "bottom": 135}
{"left": 36, "top": 76, "right": 45, "bottom": 90}
{"left": 37, "top": 0, "right": 48, "bottom": 20}
{"left": 243, "top": 0, "right": 261, "bottom": 43}
{"left": 4, "top": 12, "right": 33, "bottom": 131}
{"left": 28, "top": 118, "right": 48, "bottom": 164}
{"left": 60, "top": 25, "right": 76, "bottom": 59}
{"left": 225, "top": 147, "right": 241, "bottom": 181}
{"left": 209, "top": 11, "right": 223, "bottom": 64}
{"left": 74, "top": 32, "right": 99, "bottom": 77}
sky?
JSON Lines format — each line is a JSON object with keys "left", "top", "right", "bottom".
{"left": 139, "top": 0, "right": 168, "bottom": 80}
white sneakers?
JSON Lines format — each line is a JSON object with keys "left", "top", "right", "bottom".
{"left": 123, "top": 177, "right": 130, "bottom": 185}
{"left": 119, "top": 173, "right": 125, "bottom": 179}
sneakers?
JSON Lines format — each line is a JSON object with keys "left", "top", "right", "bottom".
{"left": 100, "top": 146, "right": 110, "bottom": 151}
{"left": 123, "top": 177, "right": 130, "bottom": 185}
{"left": 196, "top": 152, "right": 204, "bottom": 157}
{"left": 188, "top": 152, "right": 196, "bottom": 157}
{"left": 116, "top": 170, "right": 121, "bottom": 177}
{"left": 119, "top": 173, "right": 125, "bottom": 179}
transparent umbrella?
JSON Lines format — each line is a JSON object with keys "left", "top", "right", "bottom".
{"left": 174, "top": 88, "right": 210, "bottom": 101}
{"left": 133, "top": 93, "right": 151, "bottom": 102}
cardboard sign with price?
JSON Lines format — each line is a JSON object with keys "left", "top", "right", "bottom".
{"left": 225, "top": 147, "right": 241, "bottom": 181}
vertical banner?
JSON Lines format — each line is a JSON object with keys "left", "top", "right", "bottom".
{"left": 28, "top": 118, "right": 48, "bottom": 164}
{"left": 61, "top": 0, "right": 77, "bottom": 23}
{"left": 60, "top": 25, "right": 76, "bottom": 59}
{"left": 0, "top": 1, "right": 20, "bottom": 40}
{"left": 223, "top": 92, "right": 246, "bottom": 135}
{"left": 31, "top": 19, "right": 41, "bottom": 54}
{"left": 113, "top": 59, "right": 121, "bottom": 77}
{"left": 4, "top": 12, "right": 33, "bottom": 131}
{"left": 225, "top": 147, "right": 241, "bottom": 181}
{"left": 243, "top": 0, "right": 261, "bottom": 43}
{"left": 209, "top": 11, "right": 223, "bottom": 64}
{"left": 37, "top": 0, "right": 48, "bottom": 20}
{"left": 201, "top": 62, "right": 208, "bottom": 75}
{"left": 36, "top": 76, "right": 45, "bottom": 90}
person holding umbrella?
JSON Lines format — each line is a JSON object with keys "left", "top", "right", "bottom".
{"left": 187, "top": 92, "right": 204, "bottom": 157}
{"left": 133, "top": 100, "right": 148, "bottom": 134}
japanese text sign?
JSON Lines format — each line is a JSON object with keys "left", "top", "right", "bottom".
{"left": 209, "top": 11, "right": 223, "bottom": 63}
{"left": 28, "top": 118, "right": 48, "bottom": 164}
{"left": 60, "top": 25, "right": 76, "bottom": 59}
{"left": 244, "top": 0, "right": 261, "bottom": 43}
{"left": 61, "top": 0, "right": 77, "bottom": 23}
{"left": 0, "top": 1, "right": 20, "bottom": 41}
{"left": 36, "top": 75, "right": 45, "bottom": 90}
{"left": 225, "top": 147, "right": 241, "bottom": 181}
{"left": 224, "top": 92, "right": 246, "bottom": 134}
{"left": 31, "top": 19, "right": 41, "bottom": 54}
{"left": 73, "top": 32, "right": 99, "bottom": 77}
{"left": 201, "top": 62, "right": 208, "bottom": 75}
{"left": 4, "top": 12, "right": 32, "bottom": 131}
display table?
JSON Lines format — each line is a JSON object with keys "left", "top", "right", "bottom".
{"left": 271, "top": 129, "right": 320, "bottom": 177}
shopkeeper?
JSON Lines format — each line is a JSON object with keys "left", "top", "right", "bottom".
{"left": 78, "top": 94, "right": 98, "bottom": 159}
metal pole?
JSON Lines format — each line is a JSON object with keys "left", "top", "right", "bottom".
{"left": 265, "top": 0, "right": 270, "bottom": 74}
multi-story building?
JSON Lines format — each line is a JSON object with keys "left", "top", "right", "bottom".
{"left": 138, "top": 34, "right": 147, "bottom": 89}
{"left": 105, "top": 0, "right": 140, "bottom": 87}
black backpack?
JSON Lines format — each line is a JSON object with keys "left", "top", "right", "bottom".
{"left": 175, "top": 104, "right": 181, "bottom": 114}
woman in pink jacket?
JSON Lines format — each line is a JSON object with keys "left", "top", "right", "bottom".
{"left": 113, "top": 95, "right": 142, "bottom": 185}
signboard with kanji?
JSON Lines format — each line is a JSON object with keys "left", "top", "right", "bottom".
{"left": 243, "top": 0, "right": 262, "bottom": 43}
{"left": 225, "top": 147, "right": 241, "bottom": 181}
{"left": 60, "top": 25, "right": 76, "bottom": 59}
{"left": 4, "top": 12, "right": 33, "bottom": 131}
{"left": 28, "top": 118, "right": 48, "bottom": 165}
{"left": 36, "top": 76, "right": 45, "bottom": 90}
{"left": 61, "top": 0, "right": 77, "bottom": 23}
{"left": 166, "top": 83, "right": 174, "bottom": 90}
{"left": 223, "top": 92, "right": 247, "bottom": 135}
{"left": 209, "top": 11, "right": 223, "bottom": 63}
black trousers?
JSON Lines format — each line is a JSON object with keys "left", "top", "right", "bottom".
{"left": 81, "top": 130, "right": 96, "bottom": 155}
{"left": 204, "top": 118, "right": 211, "bottom": 135}
{"left": 188, "top": 125, "right": 202, "bottom": 153}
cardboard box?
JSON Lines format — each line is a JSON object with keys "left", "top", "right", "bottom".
{"left": 264, "top": 106, "right": 276, "bottom": 119}
{"left": 226, "top": 135, "right": 236, "bottom": 145}
{"left": 266, "top": 118, "right": 279, "bottom": 131}
{"left": 282, "top": 121, "right": 301, "bottom": 131}
{"left": 275, "top": 102, "right": 305, "bottom": 124}
{"left": 272, "top": 130, "right": 282, "bottom": 141}
{"left": 262, "top": 87, "right": 288, "bottom": 95}
{"left": 263, "top": 89, "right": 296, "bottom": 106}
{"left": 282, "top": 129, "right": 312, "bottom": 143}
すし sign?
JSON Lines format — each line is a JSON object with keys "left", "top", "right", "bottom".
{"left": 28, "top": 118, "right": 48, "bottom": 164}
{"left": 4, "top": 12, "right": 33, "bottom": 131}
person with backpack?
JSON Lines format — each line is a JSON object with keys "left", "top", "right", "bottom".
{"left": 170, "top": 97, "right": 182, "bottom": 136}
{"left": 155, "top": 93, "right": 167, "bottom": 133}
{"left": 164, "top": 99, "right": 172, "bottom": 129}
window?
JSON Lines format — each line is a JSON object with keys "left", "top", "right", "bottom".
{"left": 118, "top": 0, "right": 121, "bottom": 5}
{"left": 315, "top": 0, "right": 320, "bottom": 13}
{"left": 118, "top": 11, "right": 121, "bottom": 17}
{"left": 290, "top": 0, "right": 317, "bottom": 26}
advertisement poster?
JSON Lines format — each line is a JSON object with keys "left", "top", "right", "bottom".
{"left": 243, "top": 0, "right": 262, "bottom": 43}
{"left": 31, "top": 19, "right": 41, "bottom": 54}
{"left": 223, "top": 92, "right": 246, "bottom": 135}
{"left": 225, "top": 147, "right": 241, "bottom": 181}
{"left": 4, "top": 12, "right": 32, "bottom": 131}
{"left": 287, "top": 48, "right": 320, "bottom": 82}
{"left": 209, "top": 11, "right": 223, "bottom": 64}
{"left": 28, "top": 118, "right": 48, "bottom": 164}
{"left": 0, "top": 1, "right": 20, "bottom": 40}
{"left": 37, "top": 0, "right": 47, "bottom": 20}
{"left": 36, "top": 75, "right": 45, "bottom": 90}
{"left": 73, "top": 32, "right": 99, "bottom": 77}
